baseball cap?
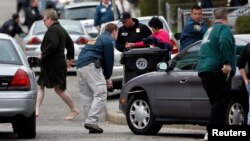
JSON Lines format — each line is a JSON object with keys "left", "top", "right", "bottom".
{"left": 120, "top": 12, "right": 131, "bottom": 23}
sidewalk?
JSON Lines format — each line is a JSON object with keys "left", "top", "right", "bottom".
{"left": 106, "top": 92, "right": 127, "bottom": 125}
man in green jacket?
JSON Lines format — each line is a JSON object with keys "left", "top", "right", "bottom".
{"left": 197, "top": 8, "right": 236, "bottom": 141}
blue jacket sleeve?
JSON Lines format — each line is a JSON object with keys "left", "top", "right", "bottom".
{"left": 103, "top": 41, "right": 114, "bottom": 79}
{"left": 94, "top": 6, "right": 101, "bottom": 26}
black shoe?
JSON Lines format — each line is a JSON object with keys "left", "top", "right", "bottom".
{"left": 85, "top": 123, "right": 103, "bottom": 134}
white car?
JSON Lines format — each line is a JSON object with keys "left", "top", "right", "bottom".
{"left": 0, "top": 33, "right": 37, "bottom": 138}
{"left": 23, "top": 19, "right": 91, "bottom": 71}
{"left": 60, "top": 1, "right": 99, "bottom": 38}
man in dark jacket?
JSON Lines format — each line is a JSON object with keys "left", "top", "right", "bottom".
{"left": 94, "top": 0, "right": 117, "bottom": 31}
{"left": 26, "top": 0, "right": 43, "bottom": 30}
{"left": 0, "top": 13, "right": 26, "bottom": 37}
{"left": 36, "top": 9, "right": 79, "bottom": 120}
{"left": 77, "top": 23, "right": 118, "bottom": 134}
{"left": 237, "top": 43, "right": 250, "bottom": 125}
{"left": 116, "top": 12, "right": 152, "bottom": 52}
{"left": 180, "top": 5, "right": 208, "bottom": 50}
{"left": 116, "top": 12, "right": 151, "bottom": 84}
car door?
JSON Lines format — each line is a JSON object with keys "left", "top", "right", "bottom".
{"left": 190, "top": 71, "right": 210, "bottom": 119}
{"left": 154, "top": 44, "right": 200, "bottom": 118}
{"left": 181, "top": 41, "right": 210, "bottom": 119}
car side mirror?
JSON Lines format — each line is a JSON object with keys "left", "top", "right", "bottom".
{"left": 157, "top": 62, "right": 168, "bottom": 71}
{"left": 28, "top": 57, "right": 41, "bottom": 68}
{"left": 174, "top": 33, "right": 181, "bottom": 40}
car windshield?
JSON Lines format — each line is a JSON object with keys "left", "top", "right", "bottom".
{"left": 33, "top": 20, "right": 85, "bottom": 35}
{"left": 170, "top": 39, "right": 246, "bottom": 71}
{"left": 63, "top": 6, "right": 96, "bottom": 20}
{"left": 171, "top": 41, "right": 200, "bottom": 71}
{"left": 0, "top": 39, "right": 22, "bottom": 65}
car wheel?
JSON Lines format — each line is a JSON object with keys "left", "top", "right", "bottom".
{"left": 126, "top": 95, "right": 162, "bottom": 135}
{"left": 12, "top": 112, "right": 36, "bottom": 139}
{"left": 18, "top": 7, "right": 26, "bottom": 25}
{"left": 226, "top": 96, "right": 247, "bottom": 125}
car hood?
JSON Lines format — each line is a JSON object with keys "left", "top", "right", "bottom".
{"left": 122, "top": 71, "right": 160, "bottom": 90}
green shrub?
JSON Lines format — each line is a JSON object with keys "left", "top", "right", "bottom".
{"left": 139, "top": 0, "right": 158, "bottom": 16}
{"left": 235, "top": 15, "right": 250, "bottom": 34}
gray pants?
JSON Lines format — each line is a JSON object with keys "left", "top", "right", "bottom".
{"left": 76, "top": 63, "right": 107, "bottom": 125}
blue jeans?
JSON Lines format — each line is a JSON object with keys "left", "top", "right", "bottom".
{"left": 245, "top": 84, "right": 250, "bottom": 125}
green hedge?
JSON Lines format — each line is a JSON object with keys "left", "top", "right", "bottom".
{"left": 139, "top": 0, "right": 158, "bottom": 16}
{"left": 235, "top": 15, "right": 250, "bottom": 34}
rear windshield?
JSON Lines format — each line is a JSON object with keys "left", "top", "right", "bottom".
{"left": 33, "top": 20, "right": 85, "bottom": 35}
{"left": 63, "top": 6, "right": 96, "bottom": 20}
{"left": 0, "top": 39, "right": 22, "bottom": 65}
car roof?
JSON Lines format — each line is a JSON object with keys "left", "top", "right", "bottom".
{"left": 99, "top": 16, "right": 173, "bottom": 35}
{"left": 64, "top": 1, "right": 99, "bottom": 9}
{"left": 0, "top": 33, "right": 12, "bottom": 40}
{"left": 136, "top": 16, "right": 165, "bottom": 20}
{"left": 102, "top": 16, "right": 166, "bottom": 24}
{"left": 184, "top": 34, "right": 250, "bottom": 51}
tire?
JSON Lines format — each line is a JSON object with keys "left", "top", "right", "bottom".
{"left": 126, "top": 95, "right": 162, "bottom": 135}
{"left": 226, "top": 96, "right": 247, "bottom": 125}
{"left": 12, "top": 112, "right": 36, "bottom": 139}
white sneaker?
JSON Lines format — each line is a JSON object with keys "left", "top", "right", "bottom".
{"left": 204, "top": 132, "right": 208, "bottom": 141}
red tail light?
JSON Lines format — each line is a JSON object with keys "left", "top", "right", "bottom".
{"left": 170, "top": 39, "right": 179, "bottom": 54}
{"left": 27, "top": 37, "right": 41, "bottom": 45}
{"left": 75, "top": 37, "right": 89, "bottom": 45}
{"left": 9, "top": 69, "right": 30, "bottom": 90}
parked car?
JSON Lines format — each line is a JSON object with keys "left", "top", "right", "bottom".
{"left": 0, "top": 33, "right": 37, "bottom": 138}
{"left": 99, "top": 16, "right": 179, "bottom": 90}
{"left": 23, "top": 19, "right": 91, "bottom": 71}
{"left": 60, "top": 1, "right": 99, "bottom": 38}
{"left": 119, "top": 34, "right": 250, "bottom": 135}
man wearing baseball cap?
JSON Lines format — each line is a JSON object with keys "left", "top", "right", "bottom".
{"left": 116, "top": 12, "right": 151, "bottom": 85}
{"left": 116, "top": 12, "right": 151, "bottom": 52}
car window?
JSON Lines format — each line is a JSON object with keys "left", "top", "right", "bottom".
{"left": 171, "top": 42, "right": 200, "bottom": 71}
{"left": 64, "top": 6, "right": 96, "bottom": 20}
{"left": 33, "top": 22, "right": 47, "bottom": 35}
{"left": 0, "top": 39, "right": 22, "bottom": 65}
{"left": 170, "top": 38, "right": 246, "bottom": 71}
{"left": 33, "top": 20, "right": 85, "bottom": 35}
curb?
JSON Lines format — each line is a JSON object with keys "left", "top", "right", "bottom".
{"left": 106, "top": 111, "right": 206, "bottom": 131}
{"left": 107, "top": 111, "right": 127, "bottom": 125}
